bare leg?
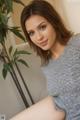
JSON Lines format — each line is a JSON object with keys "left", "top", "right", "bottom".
{"left": 10, "top": 96, "right": 65, "bottom": 120}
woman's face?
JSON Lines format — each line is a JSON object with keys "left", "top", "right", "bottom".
{"left": 25, "top": 15, "right": 57, "bottom": 51}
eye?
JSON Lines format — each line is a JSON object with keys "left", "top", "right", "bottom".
{"left": 28, "top": 31, "right": 34, "bottom": 37}
{"left": 40, "top": 24, "right": 46, "bottom": 30}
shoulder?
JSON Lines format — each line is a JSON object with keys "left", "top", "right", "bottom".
{"left": 68, "top": 33, "right": 80, "bottom": 48}
{"left": 67, "top": 33, "right": 80, "bottom": 62}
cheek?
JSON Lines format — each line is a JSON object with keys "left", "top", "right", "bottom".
{"left": 50, "top": 29, "right": 56, "bottom": 40}
{"left": 31, "top": 39, "right": 36, "bottom": 44}
{"left": 46, "top": 26, "right": 56, "bottom": 38}
{"left": 30, "top": 39, "right": 38, "bottom": 46}
{"left": 50, "top": 28, "right": 56, "bottom": 35}
{"left": 29, "top": 36, "right": 35, "bottom": 43}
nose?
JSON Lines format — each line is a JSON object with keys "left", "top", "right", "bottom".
{"left": 36, "top": 31, "right": 43, "bottom": 41}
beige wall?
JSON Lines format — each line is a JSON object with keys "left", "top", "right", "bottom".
{"left": 62, "top": 0, "right": 80, "bottom": 33}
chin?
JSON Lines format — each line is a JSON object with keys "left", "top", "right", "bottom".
{"left": 41, "top": 47, "right": 49, "bottom": 51}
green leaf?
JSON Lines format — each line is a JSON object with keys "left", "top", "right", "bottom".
{"left": 0, "top": 0, "right": 4, "bottom": 7}
{"left": 13, "top": 0, "right": 25, "bottom": 6}
{"left": 0, "top": 13, "right": 7, "bottom": 24}
{"left": 4, "top": 0, "right": 13, "bottom": 13}
{"left": 17, "top": 59, "right": 29, "bottom": 68}
{"left": 10, "top": 26, "right": 20, "bottom": 30}
{"left": 16, "top": 50, "right": 31, "bottom": 55}
{"left": 9, "top": 46, "right": 13, "bottom": 55}
{"left": 9, "top": 27, "right": 26, "bottom": 42}
{"left": 3, "top": 63, "right": 11, "bottom": 71}
{"left": 13, "top": 56, "right": 19, "bottom": 63}
{"left": 12, "top": 49, "right": 19, "bottom": 62}
{"left": 13, "top": 49, "right": 18, "bottom": 57}
{"left": 0, "top": 13, "right": 8, "bottom": 40}
{"left": 2, "top": 68, "right": 8, "bottom": 79}
{"left": 12, "top": 49, "right": 31, "bottom": 60}
{"left": 0, "top": 34, "right": 5, "bottom": 43}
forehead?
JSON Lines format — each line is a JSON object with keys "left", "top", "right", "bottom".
{"left": 25, "top": 15, "right": 48, "bottom": 31}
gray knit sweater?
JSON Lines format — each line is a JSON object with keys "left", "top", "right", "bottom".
{"left": 42, "top": 34, "right": 80, "bottom": 120}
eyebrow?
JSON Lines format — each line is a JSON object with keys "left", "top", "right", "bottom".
{"left": 27, "top": 21, "right": 46, "bottom": 33}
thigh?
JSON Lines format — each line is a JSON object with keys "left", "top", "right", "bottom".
{"left": 10, "top": 96, "right": 65, "bottom": 120}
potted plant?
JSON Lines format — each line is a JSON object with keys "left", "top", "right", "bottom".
{"left": 0, "top": 0, "right": 34, "bottom": 108}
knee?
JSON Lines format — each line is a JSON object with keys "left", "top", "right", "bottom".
{"left": 57, "top": 109, "right": 66, "bottom": 120}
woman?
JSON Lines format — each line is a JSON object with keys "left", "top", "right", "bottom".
{"left": 20, "top": 0, "right": 80, "bottom": 119}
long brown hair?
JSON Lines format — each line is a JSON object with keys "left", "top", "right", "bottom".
{"left": 21, "top": 0, "right": 73, "bottom": 65}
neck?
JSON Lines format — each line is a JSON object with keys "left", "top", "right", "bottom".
{"left": 51, "top": 42, "right": 65, "bottom": 59}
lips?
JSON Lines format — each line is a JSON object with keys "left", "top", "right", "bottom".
{"left": 39, "top": 39, "right": 48, "bottom": 46}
